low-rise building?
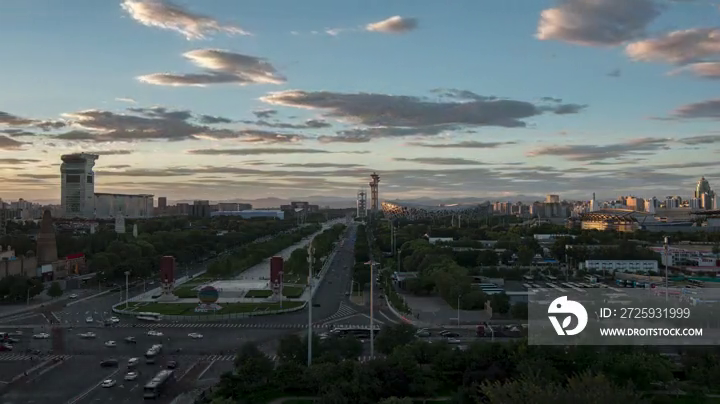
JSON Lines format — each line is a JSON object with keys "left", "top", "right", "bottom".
{"left": 210, "top": 210, "right": 284, "bottom": 220}
{"left": 583, "top": 260, "right": 658, "bottom": 273}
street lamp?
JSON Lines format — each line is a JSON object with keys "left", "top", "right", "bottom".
{"left": 664, "top": 237, "right": 670, "bottom": 302}
{"left": 457, "top": 294, "right": 461, "bottom": 326}
{"left": 124, "top": 271, "right": 130, "bottom": 309}
{"left": 369, "top": 261, "right": 376, "bottom": 358}
{"left": 307, "top": 244, "right": 315, "bottom": 367}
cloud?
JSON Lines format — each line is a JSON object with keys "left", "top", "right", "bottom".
{"left": 0, "top": 111, "right": 66, "bottom": 131}
{"left": 670, "top": 99, "right": 720, "bottom": 119}
{"left": 87, "top": 150, "right": 136, "bottom": 155}
{"left": 393, "top": 157, "right": 487, "bottom": 165}
{"left": 0, "top": 158, "right": 40, "bottom": 164}
{"left": 53, "top": 106, "right": 243, "bottom": 143}
{"left": 121, "top": 0, "right": 250, "bottom": 40}
{"left": 366, "top": 16, "right": 418, "bottom": 33}
{"left": 186, "top": 148, "right": 332, "bottom": 156}
{"left": 253, "top": 109, "right": 277, "bottom": 118}
{"left": 317, "top": 125, "right": 453, "bottom": 143}
{"left": 260, "top": 90, "right": 586, "bottom": 130}
{"left": 607, "top": 68, "right": 622, "bottom": 77}
{"left": 279, "top": 163, "right": 364, "bottom": 168}
{"left": 626, "top": 28, "right": 720, "bottom": 64}
{"left": 536, "top": 0, "right": 662, "bottom": 46}
{"left": 104, "top": 164, "right": 132, "bottom": 169}
{"left": 115, "top": 97, "right": 137, "bottom": 104}
{"left": 527, "top": 137, "right": 670, "bottom": 161}
{"left": 669, "top": 62, "right": 720, "bottom": 79}
{"left": 138, "top": 49, "right": 285, "bottom": 87}
{"left": 1, "top": 129, "right": 35, "bottom": 137}
{"left": 17, "top": 173, "right": 58, "bottom": 180}
{"left": 239, "top": 118, "right": 331, "bottom": 129}
{"left": 194, "top": 129, "right": 305, "bottom": 144}
{"left": 198, "top": 115, "right": 233, "bottom": 124}
{"left": 0, "top": 135, "right": 28, "bottom": 150}
{"left": 407, "top": 140, "right": 517, "bottom": 148}
{"left": 677, "top": 134, "right": 720, "bottom": 144}
{"left": 432, "top": 89, "right": 498, "bottom": 101}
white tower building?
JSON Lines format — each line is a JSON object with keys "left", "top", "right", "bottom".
{"left": 60, "top": 153, "right": 99, "bottom": 218}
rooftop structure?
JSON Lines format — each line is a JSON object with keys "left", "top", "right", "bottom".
{"left": 382, "top": 200, "right": 485, "bottom": 220}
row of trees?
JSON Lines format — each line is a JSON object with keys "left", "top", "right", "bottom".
{"left": 352, "top": 224, "right": 372, "bottom": 288}
{"left": 208, "top": 323, "right": 713, "bottom": 403}
{"left": 282, "top": 224, "right": 347, "bottom": 280}
{"left": 206, "top": 224, "right": 322, "bottom": 278}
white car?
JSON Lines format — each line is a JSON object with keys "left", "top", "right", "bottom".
{"left": 104, "top": 340, "right": 117, "bottom": 347}
{"left": 100, "top": 379, "right": 116, "bottom": 388}
{"left": 79, "top": 332, "right": 96, "bottom": 339}
{"left": 124, "top": 371, "right": 138, "bottom": 381}
{"left": 110, "top": 317, "right": 120, "bottom": 324}
{"left": 33, "top": 333, "right": 50, "bottom": 339}
{"left": 69, "top": 294, "right": 78, "bottom": 299}
{"left": 188, "top": 333, "right": 203, "bottom": 339}
{"left": 85, "top": 317, "right": 94, "bottom": 323}
{"left": 127, "top": 357, "right": 139, "bottom": 367}
{"left": 147, "top": 330, "right": 163, "bottom": 337}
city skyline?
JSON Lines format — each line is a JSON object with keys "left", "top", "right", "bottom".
{"left": 3, "top": 0, "right": 720, "bottom": 201}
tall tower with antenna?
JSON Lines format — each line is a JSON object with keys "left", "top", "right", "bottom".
{"left": 369, "top": 172, "right": 380, "bottom": 213}
{"left": 357, "top": 189, "right": 367, "bottom": 219}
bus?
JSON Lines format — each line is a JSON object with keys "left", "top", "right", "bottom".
{"left": 329, "top": 326, "right": 380, "bottom": 339}
{"left": 136, "top": 312, "right": 163, "bottom": 322}
{"left": 143, "top": 369, "right": 175, "bottom": 399}
{"left": 144, "top": 344, "right": 162, "bottom": 364}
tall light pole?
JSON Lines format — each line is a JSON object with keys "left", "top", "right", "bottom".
{"left": 370, "top": 261, "right": 375, "bottom": 358}
{"left": 124, "top": 271, "right": 130, "bottom": 309}
{"left": 565, "top": 244, "right": 569, "bottom": 281}
{"left": 307, "top": 244, "right": 314, "bottom": 367}
{"left": 664, "top": 236, "right": 670, "bottom": 302}
{"left": 457, "top": 294, "right": 461, "bottom": 326}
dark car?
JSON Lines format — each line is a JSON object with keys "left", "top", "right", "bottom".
{"left": 100, "top": 359, "right": 119, "bottom": 367}
{"left": 443, "top": 332, "right": 461, "bottom": 338}
{"left": 124, "top": 336, "right": 137, "bottom": 344}
{"left": 166, "top": 360, "right": 178, "bottom": 369}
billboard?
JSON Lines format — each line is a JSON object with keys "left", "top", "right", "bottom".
{"left": 160, "top": 256, "right": 175, "bottom": 284}
{"left": 270, "top": 256, "right": 283, "bottom": 285}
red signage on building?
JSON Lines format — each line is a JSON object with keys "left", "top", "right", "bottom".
{"left": 160, "top": 256, "right": 175, "bottom": 284}
{"left": 270, "top": 256, "right": 283, "bottom": 285}
{"left": 65, "top": 253, "right": 85, "bottom": 260}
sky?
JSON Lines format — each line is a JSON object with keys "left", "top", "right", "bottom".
{"left": 2, "top": 0, "right": 720, "bottom": 203}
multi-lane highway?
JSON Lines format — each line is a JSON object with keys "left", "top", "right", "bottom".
{"left": 0, "top": 222, "right": 409, "bottom": 403}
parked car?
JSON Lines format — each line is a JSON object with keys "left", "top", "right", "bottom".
{"left": 104, "top": 341, "right": 117, "bottom": 347}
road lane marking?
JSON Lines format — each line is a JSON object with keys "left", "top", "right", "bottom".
{"left": 66, "top": 368, "right": 120, "bottom": 404}
{"left": 51, "top": 312, "right": 61, "bottom": 322}
{"left": 41, "top": 313, "right": 50, "bottom": 323}
{"left": 177, "top": 360, "right": 200, "bottom": 381}
{"left": 379, "top": 311, "right": 399, "bottom": 324}
{"left": 196, "top": 360, "right": 215, "bottom": 381}
{"left": 26, "top": 359, "right": 66, "bottom": 383}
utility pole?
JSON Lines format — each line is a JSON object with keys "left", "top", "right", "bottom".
{"left": 370, "top": 261, "right": 375, "bottom": 358}
{"left": 125, "top": 271, "right": 130, "bottom": 309}
{"left": 307, "top": 245, "right": 314, "bottom": 367}
{"left": 664, "top": 236, "right": 669, "bottom": 302}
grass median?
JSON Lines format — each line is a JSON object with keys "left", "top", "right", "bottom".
{"left": 244, "top": 286, "right": 306, "bottom": 299}
{"left": 136, "top": 301, "right": 305, "bottom": 316}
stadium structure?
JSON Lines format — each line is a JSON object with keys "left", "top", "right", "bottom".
{"left": 382, "top": 200, "right": 487, "bottom": 221}
{"left": 580, "top": 209, "right": 698, "bottom": 233}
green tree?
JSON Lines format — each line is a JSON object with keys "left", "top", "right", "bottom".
{"left": 510, "top": 302, "right": 528, "bottom": 319}
{"left": 376, "top": 324, "right": 417, "bottom": 355}
{"left": 477, "top": 250, "right": 499, "bottom": 266}
{"left": 47, "top": 281, "right": 63, "bottom": 299}
{"left": 490, "top": 293, "right": 510, "bottom": 314}
{"left": 517, "top": 245, "right": 535, "bottom": 266}
{"left": 277, "top": 334, "right": 306, "bottom": 365}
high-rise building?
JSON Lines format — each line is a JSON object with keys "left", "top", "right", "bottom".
{"left": 36, "top": 210, "right": 58, "bottom": 266}
{"left": 357, "top": 189, "right": 367, "bottom": 218}
{"left": 60, "top": 153, "right": 98, "bottom": 218}
{"left": 158, "top": 197, "right": 167, "bottom": 209}
{"left": 546, "top": 194, "right": 560, "bottom": 203}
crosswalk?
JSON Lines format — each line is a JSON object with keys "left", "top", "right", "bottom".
{"left": 0, "top": 354, "right": 71, "bottom": 362}
{"left": 321, "top": 302, "right": 359, "bottom": 323}
{"left": 0, "top": 353, "right": 381, "bottom": 363}
{"left": 109, "top": 322, "right": 368, "bottom": 329}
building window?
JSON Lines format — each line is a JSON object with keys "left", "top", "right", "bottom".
{"left": 66, "top": 174, "right": 80, "bottom": 183}
{"left": 87, "top": 175, "right": 93, "bottom": 184}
